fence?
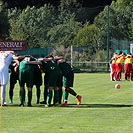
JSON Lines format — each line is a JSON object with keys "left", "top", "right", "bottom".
{"left": 71, "top": 62, "right": 109, "bottom": 72}
{"left": 110, "top": 38, "right": 133, "bottom": 54}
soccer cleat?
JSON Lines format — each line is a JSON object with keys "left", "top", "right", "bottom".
{"left": 19, "top": 104, "right": 24, "bottom": 107}
{"left": 76, "top": 95, "right": 82, "bottom": 105}
{"left": 60, "top": 102, "right": 68, "bottom": 107}
{"left": 36, "top": 101, "right": 39, "bottom": 104}
{"left": 1, "top": 102, "right": 7, "bottom": 107}
{"left": 45, "top": 105, "right": 49, "bottom": 108}
{"left": 45, "top": 104, "right": 51, "bottom": 107}
{"left": 9, "top": 100, "right": 13, "bottom": 104}
{"left": 23, "top": 101, "right": 26, "bottom": 105}
{"left": 27, "top": 104, "right": 33, "bottom": 107}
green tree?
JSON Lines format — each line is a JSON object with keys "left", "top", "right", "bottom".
{"left": 0, "top": 3, "right": 10, "bottom": 40}
{"left": 73, "top": 24, "right": 99, "bottom": 48}
{"left": 94, "top": 6, "right": 108, "bottom": 50}
{"left": 47, "top": 12, "right": 83, "bottom": 48}
{"left": 110, "top": 0, "right": 132, "bottom": 39}
{"left": 94, "top": 0, "right": 133, "bottom": 50}
{"left": 8, "top": 5, "right": 56, "bottom": 48}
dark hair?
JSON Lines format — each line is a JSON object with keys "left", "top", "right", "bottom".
{"left": 118, "top": 51, "right": 123, "bottom": 55}
{"left": 46, "top": 54, "right": 54, "bottom": 58}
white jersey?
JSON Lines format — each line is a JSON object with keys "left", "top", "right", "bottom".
{"left": 0, "top": 52, "right": 13, "bottom": 85}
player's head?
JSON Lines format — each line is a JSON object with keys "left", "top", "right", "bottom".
{"left": 118, "top": 51, "right": 122, "bottom": 55}
{"left": 46, "top": 54, "right": 54, "bottom": 59}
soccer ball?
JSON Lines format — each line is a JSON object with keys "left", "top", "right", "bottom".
{"left": 115, "top": 84, "right": 120, "bottom": 89}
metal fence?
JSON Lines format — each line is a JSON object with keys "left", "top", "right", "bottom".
{"left": 71, "top": 62, "right": 109, "bottom": 72}
{"left": 110, "top": 38, "right": 133, "bottom": 54}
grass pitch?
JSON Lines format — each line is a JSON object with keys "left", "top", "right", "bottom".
{"left": 0, "top": 73, "right": 133, "bottom": 133}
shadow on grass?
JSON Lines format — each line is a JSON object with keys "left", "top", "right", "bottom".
{"left": 4, "top": 103, "right": 133, "bottom": 108}
{"left": 66, "top": 104, "right": 133, "bottom": 108}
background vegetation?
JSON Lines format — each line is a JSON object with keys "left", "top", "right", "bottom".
{"left": 0, "top": 0, "right": 132, "bottom": 62}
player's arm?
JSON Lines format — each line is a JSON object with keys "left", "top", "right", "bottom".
{"left": 54, "top": 56, "right": 64, "bottom": 60}
{"left": 13, "top": 55, "right": 26, "bottom": 60}
{"left": 24, "top": 60, "right": 42, "bottom": 65}
{"left": 2, "top": 50, "right": 15, "bottom": 54}
{"left": 38, "top": 57, "right": 53, "bottom": 61}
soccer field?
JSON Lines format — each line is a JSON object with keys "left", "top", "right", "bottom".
{"left": 0, "top": 73, "right": 133, "bottom": 133}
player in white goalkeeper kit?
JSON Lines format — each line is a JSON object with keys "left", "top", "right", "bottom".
{"left": 0, "top": 51, "right": 25, "bottom": 106}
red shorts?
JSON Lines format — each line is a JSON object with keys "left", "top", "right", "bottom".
{"left": 124, "top": 64, "right": 132, "bottom": 72}
{"left": 111, "top": 64, "right": 116, "bottom": 73}
{"left": 115, "top": 63, "right": 122, "bottom": 72}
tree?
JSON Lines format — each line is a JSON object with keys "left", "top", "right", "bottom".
{"left": 94, "top": 0, "right": 133, "bottom": 50}
{"left": 73, "top": 24, "right": 99, "bottom": 47}
{"left": 47, "top": 12, "right": 83, "bottom": 48}
{"left": 0, "top": 9, "right": 10, "bottom": 40}
{"left": 93, "top": 6, "right": 109, "bottom": 50}
{"left": 109, "top": 0, "right": 132, "bottom": 39}
{"left": 8, "top": 5, "right": 57, "bottom": 48}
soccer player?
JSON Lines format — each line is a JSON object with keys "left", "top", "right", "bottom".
{"left": 24, "top": 55, "right": 62, "bottom": 107}
{"left": 109, "top": 53, "right": 117, "bottom": 81}
{"left": 9, "top": 61, "right": 19, "bottom": 104}
{"left": 40, "top": 71, "right": 49, "bottom": 104}
{"left": 55, "top": 56, "right": 82, "bottom": 106}
{"left": 0, "top": 50, "right": 25, "bottom": 106}
{"left": 9, "top": 58, "right": 26, "bottom": 105}
{"left": 115, "top": 51, "right": 125, "bottom": 81}
{"left": 33, "top": 64, "right": 42, "bottom": 104}
{"left": 19, "top": 55, "right": 35, "bottom": 107}
{"left": 124, "top": 53, "right": 133, "bottom": 80}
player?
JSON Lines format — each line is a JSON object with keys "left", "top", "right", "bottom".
{"left": 9, "top": 61, "right": 19, "bottom": 104}
{"left": 40, "top": 71, "right": 49, "bottom": 104}
{"left": 109, "top": 53, "right": 117, "bottom": 81}
{"left": 9, "top": 57, "right": 26, "bottom": 105}
{"left": 124, "top": 53, "right": 133, "bottom": 80}
{"left": 55, "top": 56, "right": 82, "bottom": 106}
{"left": 19, "top": 55, "right": 35, "bottom": 107}
{"left": 24, "top": 55, "right": 62, "bottom": 107}
{"left": 115, "top": 51, "right": 125, "bottom": 81}
{"left": 0, "top": 51, "right": 25, "bottom": 106}
{"left": 33, "top": 64, "right": 43, "bottom": 104}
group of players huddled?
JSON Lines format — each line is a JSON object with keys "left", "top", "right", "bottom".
{"left": 7, "top": 54, "right": 82, "bottom": 107}
{"left": 110, "top": 51, "right": 133, "bottom": 81}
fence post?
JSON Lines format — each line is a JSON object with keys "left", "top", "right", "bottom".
{"left": 71, "top": 45, "right": 73, "bottom": 67}
{"left": 106, "top": 5, "right": 110, "bottom": 71}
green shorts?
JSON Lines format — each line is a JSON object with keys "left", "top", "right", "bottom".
{"left": 48, "top": 69, "right": 62, "bottom": 87}
{"left": 19, "top": 69, "right": 34, "bottom": 88}
{"left": 63, "top": 71, "right": 74, "bottom": 88}
{"left": 10, "top": 72, "right": 19, "bottom": 87}
{"left": 33, "top": 70, "right": 42, "bottom": 86}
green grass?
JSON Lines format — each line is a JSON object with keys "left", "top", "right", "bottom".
{"left": 0, "top": 73, "right": 133, "bottom": 133}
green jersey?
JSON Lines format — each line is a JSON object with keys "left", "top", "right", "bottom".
{"left": 58, "top": 62, "right": 72, "bottom": 77}
{"left": 42, "top": 60, "right": 62, "bottom": 87}
{"left": 42, "top": 61, "right": 60, "bottom": 72}
{"left": 19, "top": 57, "right": 34, "bottom": 71}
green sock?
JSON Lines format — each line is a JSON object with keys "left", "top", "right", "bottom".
{"left": 47, "top": 90, "right": 52, "bottom": 106}
{"left": 58, "top": 89, "right": 62, "bottom": 104}
{"left": 28, "top": 91, "right": 32, "bottom": 105}
{"left": 36, "top": 86, "right": 40, "bottom": 103}
{"left": 63, "top": 91, "right": 69, "bottom": 102}
{"left": 23, "top": 89, "right": 26, "bottom": 102}
{"left": 9, "top": 87, "right": 13, "bottom": 102}
{"left": 20, "top": 90, "right": 24, "bottom": 105}
{"left": 68, "top": 88, "right": 77, "bottom": 97}
{"left": 44, "top": 87, "right": 48, "bottom": 102}
{"left": 53, "top": 90, "right": 59, "bottom": 105}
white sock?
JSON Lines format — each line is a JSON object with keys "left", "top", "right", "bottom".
{"left": 1, "top": 85, "right": 6, "bottom": 105}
